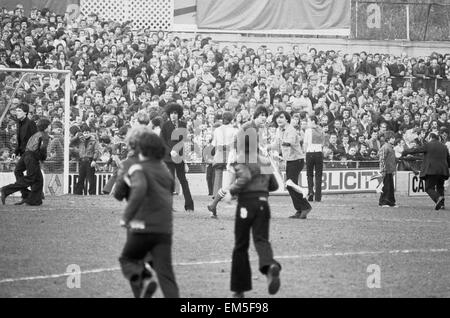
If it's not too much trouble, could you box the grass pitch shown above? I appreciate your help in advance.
[0,194,449,298]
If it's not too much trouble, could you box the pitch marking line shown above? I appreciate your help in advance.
[0,248,448,284]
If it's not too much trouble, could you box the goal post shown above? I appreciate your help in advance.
[0,68,71,195]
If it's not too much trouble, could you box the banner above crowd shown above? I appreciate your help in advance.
[196,0,351,30]
[1,0,79,16]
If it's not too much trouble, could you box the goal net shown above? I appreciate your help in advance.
[0,68,71,196]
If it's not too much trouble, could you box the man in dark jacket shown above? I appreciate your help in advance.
[160,103,194,213]
[73,124,101,195]
[402,133,450,210]
[11,103,37,205]
[378,131,397,207]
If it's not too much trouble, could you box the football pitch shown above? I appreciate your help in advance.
[0,194,449,298]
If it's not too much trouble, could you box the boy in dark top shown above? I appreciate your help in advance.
[114,126,148,201]
[2,118,50,206]
[119,130,179,298]
[222,135,282,298]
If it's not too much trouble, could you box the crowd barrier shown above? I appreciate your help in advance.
[0,160,429,197]
[0,160,382,174]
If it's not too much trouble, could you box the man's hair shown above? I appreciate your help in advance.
[151,116,163,127]
[136,111,150,125]
[309,115,319,125]
[429,133,439,140]
[36,118,51,131]
[272,111,291,125]
[253,105,268,119]
[222,111,233,125]
[17,102,29,114]
[138,131,166,160]
[384,131,396,141]
[125,125,150,151]
[165,102,183,118]
[80,123,90,132]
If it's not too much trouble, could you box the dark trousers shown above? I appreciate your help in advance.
[4,152,44,205]
[103,168,118,194]
[165,161,194,210]
[213,165,226,197]
[13,155,28,199]
[75,158,96,195]
[379,173,396,206]
[230,198,280,293]
[206,164,215,196]
[425,175,445,204]
[119,232,179,298]
[286,159,311,212]
[306,152,324,201]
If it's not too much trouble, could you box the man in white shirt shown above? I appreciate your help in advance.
[209,112,237,217]
[270,111,312,219]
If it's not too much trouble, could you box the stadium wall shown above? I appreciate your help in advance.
[173,31,450,57]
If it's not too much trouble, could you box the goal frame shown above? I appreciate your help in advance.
[0,68,72,195]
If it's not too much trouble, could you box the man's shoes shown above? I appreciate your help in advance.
[289,208,312,219]
[307,194,314,202]
[299,207,312,219]
[25,202,42,206]
[1,188,6,205]
[185,209,194,213]
[207,204,217,218]
[435,197,445,211]
[140,263,158,298]
[267,264,281,295]
[14,200,26,206]
[232,291,245,298]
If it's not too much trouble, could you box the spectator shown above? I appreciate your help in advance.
[73,124,101,195]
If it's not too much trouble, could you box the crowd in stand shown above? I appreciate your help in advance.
[2,4,450,176]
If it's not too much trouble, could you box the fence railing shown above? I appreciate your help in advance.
[391,76,450,95]
[0,160,381,173]
[0,159,425,174]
